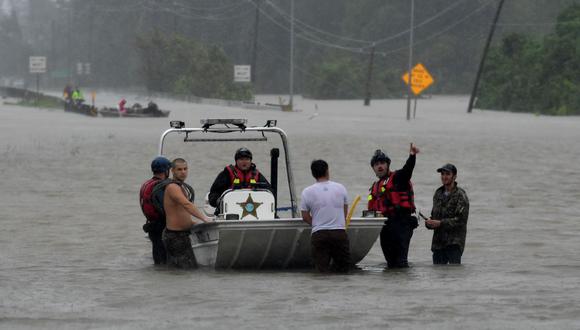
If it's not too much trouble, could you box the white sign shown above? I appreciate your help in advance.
[29,56,47,74]
[77,62,92,75]
[234,65,251,82]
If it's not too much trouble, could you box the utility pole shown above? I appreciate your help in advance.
[67,1,72,83]
[251,0,261,86]
[405,0,415,121]
[467,0,506,113]
[289,0,294,108]
[364,43,376,106]
[88,3,93,85]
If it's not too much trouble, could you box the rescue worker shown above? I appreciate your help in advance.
[63,84,73,111]
[139,156,172,265]
[118,99,127,114]
[367,143,420,268]
[208,147,271,215]
[71,87,84,106]
[425,163,470,265]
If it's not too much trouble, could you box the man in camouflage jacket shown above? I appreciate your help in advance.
[425,163,469,264]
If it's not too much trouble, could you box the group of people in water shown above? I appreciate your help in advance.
[139,143,469,272]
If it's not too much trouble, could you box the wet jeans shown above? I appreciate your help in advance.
[311,229,351,273]
[148,230,167,265]
[380,216,416,268]
[432,244,462,264]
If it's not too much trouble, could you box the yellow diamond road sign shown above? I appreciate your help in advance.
[402,63,434,95]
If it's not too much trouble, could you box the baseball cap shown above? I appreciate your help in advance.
[437,163,457,175]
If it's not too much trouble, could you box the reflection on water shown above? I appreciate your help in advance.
[1,95,580,328]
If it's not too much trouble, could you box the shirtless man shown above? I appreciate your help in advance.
[162,159,212,269]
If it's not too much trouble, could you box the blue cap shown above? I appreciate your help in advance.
[151,156,171,174]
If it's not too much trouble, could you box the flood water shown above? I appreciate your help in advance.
[1,94,579,329]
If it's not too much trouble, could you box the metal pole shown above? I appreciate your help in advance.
[36,73,40,106]
[289,0,294,108]
[467,0,506,113]
[406,0,415,121]
[67,2,72,83]
[251,0,261,86]
[364,43,376,106]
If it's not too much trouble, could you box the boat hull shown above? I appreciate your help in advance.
[190,218,384,269]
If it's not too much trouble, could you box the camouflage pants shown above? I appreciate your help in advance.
[162,229,197,269]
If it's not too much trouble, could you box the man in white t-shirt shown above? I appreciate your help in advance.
[300,159,351,273]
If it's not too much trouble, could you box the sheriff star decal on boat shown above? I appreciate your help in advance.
[237,193,262,219]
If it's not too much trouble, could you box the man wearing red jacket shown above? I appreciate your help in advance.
[139,156,171,265]
[367,143,420,268]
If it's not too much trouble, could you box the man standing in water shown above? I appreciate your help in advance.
[425,164,470,265]
[301,160,351,273]
[140,156,172,265]
[162,159,213,269]
[367,144,419,268]
[170,158,194,201]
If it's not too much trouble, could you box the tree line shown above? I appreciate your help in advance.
[1,0,578,110]
[478,4,580,115]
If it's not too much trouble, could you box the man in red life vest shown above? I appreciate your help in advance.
[139,156,172,265]
[208,147,271,216]
[367,143,420,268]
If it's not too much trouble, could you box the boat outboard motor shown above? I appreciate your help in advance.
[270,148,279,217]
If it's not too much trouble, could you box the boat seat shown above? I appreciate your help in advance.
[218,189,275,220]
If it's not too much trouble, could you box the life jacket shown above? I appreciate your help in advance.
[367,172,415,217]
[225,165,260,189]
[140,177,163,223]
[140,178,195,224]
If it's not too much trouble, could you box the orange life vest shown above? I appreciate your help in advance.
[367,172,415,217]
[225,165,260,189]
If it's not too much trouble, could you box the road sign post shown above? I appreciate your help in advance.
[29,56,47,106]
[234,65,251,83]
[402,63,435,118]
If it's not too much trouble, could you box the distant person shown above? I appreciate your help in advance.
[63,84,73,111]
[145,101,159,114]
[425,164,470,265]
[162,158,213,269]
[208,147,271,215]
[118,99,127,114]
[62,84,72,101]
[300,159,350,273]
[139,156,172,265]
[71,87,84,106]
[367,144,420,268]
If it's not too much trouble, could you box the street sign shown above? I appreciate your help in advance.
[77,62,92,75]
[234,65,251,82]
[402,63,434,95]
[29,56,47,74]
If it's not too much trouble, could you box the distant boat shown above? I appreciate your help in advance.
[99,102,169,118]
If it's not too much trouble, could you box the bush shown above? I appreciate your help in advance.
[136,31,253,101]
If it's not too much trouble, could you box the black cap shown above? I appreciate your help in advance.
[235,147,252,160]
[370,149,391,166]
[437,163,457,175]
